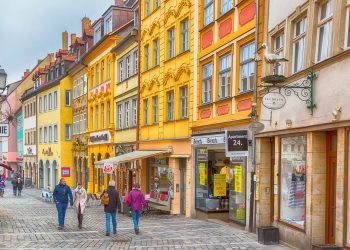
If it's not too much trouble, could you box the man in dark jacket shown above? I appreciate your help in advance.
[53,178,73,229]
[11,177,17,196]
[100,180,121,236]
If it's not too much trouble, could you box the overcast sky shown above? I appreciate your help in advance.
[0,0,114,84]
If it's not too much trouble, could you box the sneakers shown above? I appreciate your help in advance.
[106,233,110,236]
[58,225,64,230]
[113,231,117,235]
[134,228,139,235]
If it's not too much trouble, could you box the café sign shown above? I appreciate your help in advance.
[262,92,286,110]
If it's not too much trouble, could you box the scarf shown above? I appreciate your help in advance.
[74,187,86,194]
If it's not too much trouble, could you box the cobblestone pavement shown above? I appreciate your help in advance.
[0,183,291,250]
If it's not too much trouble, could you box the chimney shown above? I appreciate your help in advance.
[62,31,68,50]
[115,0,124,6]
[71,33,77,46]
[22,69,30,80]
[82,17,91,34]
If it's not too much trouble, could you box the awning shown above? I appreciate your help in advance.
[94,149,172,168]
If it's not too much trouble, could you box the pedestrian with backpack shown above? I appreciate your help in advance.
[127,183,146,235]
[100,180,121,236]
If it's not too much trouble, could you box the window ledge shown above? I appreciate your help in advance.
[199,102,213,108]
[214,96,233,104]
[216,8,234,23]
[235,90,253,98]
[199,21,215,33]
[116,74,137,85]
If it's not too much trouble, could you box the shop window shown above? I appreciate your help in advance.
[239,42,255,93]
[147,157,173,199]
[280,135,306,229]
[316,0,334,62]
[195,148,246,224]
[293,17,307,73]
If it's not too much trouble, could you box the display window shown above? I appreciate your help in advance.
[280,135,306,229]
[195,148,246,224]
[147,157,174,200]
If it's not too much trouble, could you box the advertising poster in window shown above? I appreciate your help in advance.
[213,174,226,197]
[234,165,242,193]
[199,163,206,186]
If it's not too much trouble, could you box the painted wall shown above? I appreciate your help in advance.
[16,110,23,159]
[268,0,306,29]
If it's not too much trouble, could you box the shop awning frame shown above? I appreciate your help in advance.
[94,149,172,169]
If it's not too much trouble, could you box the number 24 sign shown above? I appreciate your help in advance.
[103,162,114,174]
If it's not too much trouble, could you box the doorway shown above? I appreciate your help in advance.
[326,131,337,244]
[179,158,187,215]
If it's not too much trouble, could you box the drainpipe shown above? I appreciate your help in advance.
[249,0,260,233]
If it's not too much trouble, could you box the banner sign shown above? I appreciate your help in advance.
[103,162,114,174]
[213,174,226,197]
[225,130,249,157]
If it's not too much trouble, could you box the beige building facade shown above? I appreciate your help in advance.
[255,0,350,249]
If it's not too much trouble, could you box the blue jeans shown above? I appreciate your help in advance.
[105,212,117,233]
[132,211,140,229]
[56,202,68,226]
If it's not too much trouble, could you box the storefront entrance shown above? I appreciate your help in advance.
[326,131,337,244]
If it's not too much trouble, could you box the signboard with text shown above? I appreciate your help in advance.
[61,168,70,177]
[225,130,249,157]
[0,123,9,137]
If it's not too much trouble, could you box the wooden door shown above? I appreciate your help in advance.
[326,131,337,244]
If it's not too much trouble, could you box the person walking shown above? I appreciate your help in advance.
[17,177,23,196]
[100,180,121,236]
[73,183,87,229]
[127,183,146,235]
[53,178,73,229]
[11,178,17,196]
[0,179,5,197]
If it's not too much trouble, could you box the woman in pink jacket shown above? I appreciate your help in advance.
[127,183,146,234]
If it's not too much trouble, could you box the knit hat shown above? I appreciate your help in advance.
[108,180,116,187]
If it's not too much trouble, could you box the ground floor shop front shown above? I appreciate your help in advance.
[192,129,252,230]
[255,126,350,249]
[138,139,192,217]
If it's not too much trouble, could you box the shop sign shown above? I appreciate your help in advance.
[192,135,225,145]
[262,92,286,110]
[0,123,9,137]
[196,148,208,162]
[103,162,114,174]
[61,167,70,177]
[199,163,206,186]
[89,131,111,145]
[225,130,249,157]
[234,165,242,193]
[213,174,226,196]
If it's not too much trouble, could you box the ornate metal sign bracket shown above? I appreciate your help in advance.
[261,70,317,115]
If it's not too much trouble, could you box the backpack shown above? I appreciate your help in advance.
[101,191,109,205]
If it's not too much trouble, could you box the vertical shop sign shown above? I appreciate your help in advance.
[103,162,114,174]
[234,165,242,193]
[225,130,249,157]
[199,163,206,186]
[213,174,226,196]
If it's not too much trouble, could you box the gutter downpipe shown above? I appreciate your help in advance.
[249,0,260,233]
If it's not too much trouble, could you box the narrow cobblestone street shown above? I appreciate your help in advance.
[0,184,291,250]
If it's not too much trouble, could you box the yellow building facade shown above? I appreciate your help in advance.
[112,24,139,197]
[85,37,117,194]
[139,0,194,216]
[192,0,264,228]
[36,72,74,190]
